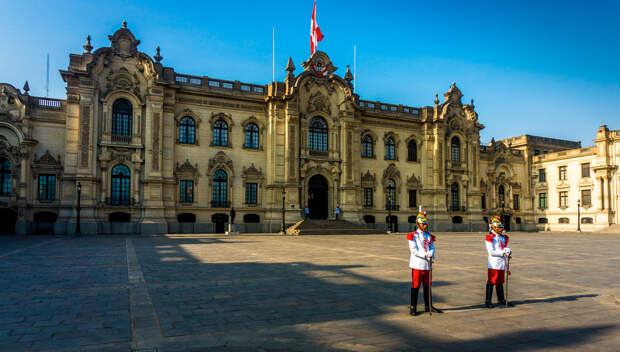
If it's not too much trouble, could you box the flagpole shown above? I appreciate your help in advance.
[272,27,275,82]
[353,45,356,91]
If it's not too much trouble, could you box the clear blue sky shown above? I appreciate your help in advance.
[1,0,618,145]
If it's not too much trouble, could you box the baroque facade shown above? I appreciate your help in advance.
[0,23,613,235]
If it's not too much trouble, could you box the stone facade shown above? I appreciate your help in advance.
[526,126,619,231]
[0,23,612,235]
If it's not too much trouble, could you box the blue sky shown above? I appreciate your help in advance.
[1,0,618,145]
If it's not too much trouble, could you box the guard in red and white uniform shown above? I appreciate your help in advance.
[407,212,443,316]
[485,216,513,308]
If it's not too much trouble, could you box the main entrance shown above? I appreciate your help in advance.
[308,175,328,219]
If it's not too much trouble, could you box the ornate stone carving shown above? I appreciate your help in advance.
[208,151,234,176]
[108,22,141,58]
[407,174,421,188]
[301,51,337,78]
[175,159,199,176]
[152,112,160,171]
[33,150,61,167]
[79,105,90,168]
[308,91,331,115]
[382,163,401,185]
[361,170,376,188]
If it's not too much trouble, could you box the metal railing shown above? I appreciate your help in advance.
[211,200,231,208]
[111,135,132,144]
[34,97,63,109]
[174,73,266,95]
[359,100,420,115]
[105,197,135,206]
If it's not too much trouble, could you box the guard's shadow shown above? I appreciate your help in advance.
[441,293,599,311]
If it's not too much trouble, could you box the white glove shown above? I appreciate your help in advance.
[504,248,512,256]
[425,252,433,260]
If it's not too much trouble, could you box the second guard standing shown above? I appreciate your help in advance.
[485,216,514,308]
[407,211,443,316]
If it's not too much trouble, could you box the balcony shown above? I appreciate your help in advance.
[385,204,400,211]
[211,200,231,208]
[105,197,135,206]
[111,135,132,144]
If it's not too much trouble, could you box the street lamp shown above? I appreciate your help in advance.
[281,189,286,233]
[387,195,393,233]
[577,198,581,232]
[76,182,82,235]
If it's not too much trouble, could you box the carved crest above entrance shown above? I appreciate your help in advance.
[301,51,337,78]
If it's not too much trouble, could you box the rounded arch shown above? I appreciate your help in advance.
[446,131,467,163]
[102,91,142,138]
[175,109,201,145]
[0,122,25,145]
[302,167,336,218]
[101,89,143,107]
[406,137,419,162]
[178,116,196,144]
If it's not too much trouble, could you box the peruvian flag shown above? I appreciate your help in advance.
[310,0,324,55]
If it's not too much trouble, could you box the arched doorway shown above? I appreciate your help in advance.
[0,208,17,235]
[308,175,328,219]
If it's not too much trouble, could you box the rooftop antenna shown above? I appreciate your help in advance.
[46,53,50,97]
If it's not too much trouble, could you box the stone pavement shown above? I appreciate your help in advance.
[0,232,618,351]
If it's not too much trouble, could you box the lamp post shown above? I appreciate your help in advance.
[281,189,286,233]
[387,195,393,233]
[76,182,82,235]
[577,198,581,232]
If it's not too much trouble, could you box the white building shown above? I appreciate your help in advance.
[531,126,619,231]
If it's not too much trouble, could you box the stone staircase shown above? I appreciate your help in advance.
[285,219,381,235]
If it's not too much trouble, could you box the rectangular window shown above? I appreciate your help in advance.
[559,166,567,181]
[539,193,547,209]
[581,189,591,206]
[38,174,56,201]
[245,183,257,204]
[408,190,417,208]
[559,191,568,208]
[581,163,590,178]
[363,188,373,207]
[539,169,546,182]
[481,193,486,209]
[513,194,520,210]
[179,180,194,203]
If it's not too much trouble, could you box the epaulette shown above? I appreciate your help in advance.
[406,232,414,241]
[485,234,494,242]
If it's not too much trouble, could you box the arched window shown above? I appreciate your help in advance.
[244,123,259,149]
[362,135,373,158]
[408,140,417,161]
[451,182,460,210]
[498,185,506,206]
[111,164,131,205]
[179,117,196,144]
[385,137,395,160]
[212,170,228,207]
[309,117,328,151]
[451,136,460,162]
[0,158,11,195]
[386,178,396,209]
[213,120,228,146]
[112,99,132,136]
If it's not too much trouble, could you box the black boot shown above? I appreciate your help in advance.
[485,284,494,308]
[496,284,514,307]
[410,287,419,316]
[423,286,443,313]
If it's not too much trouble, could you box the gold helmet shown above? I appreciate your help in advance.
[490,216,504,231]
[416,211,429,226]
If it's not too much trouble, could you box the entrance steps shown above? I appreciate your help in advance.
[285,219,380,235]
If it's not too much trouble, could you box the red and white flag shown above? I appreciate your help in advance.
[310,0,324,55]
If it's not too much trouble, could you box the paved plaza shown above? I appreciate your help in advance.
[0,232,618,351]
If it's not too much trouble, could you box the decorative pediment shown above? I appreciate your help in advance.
[242,163,264,182]
[407,174,421,188]
[175,159,199,175]
[301,51,337,78]
[444,82,463,106]
[108,22,141,58]
[208,151,234,176]
[382,163,401,184]
[32,150,61,167]
[361,170,376,187]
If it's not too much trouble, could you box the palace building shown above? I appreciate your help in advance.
[0,23,616,234]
